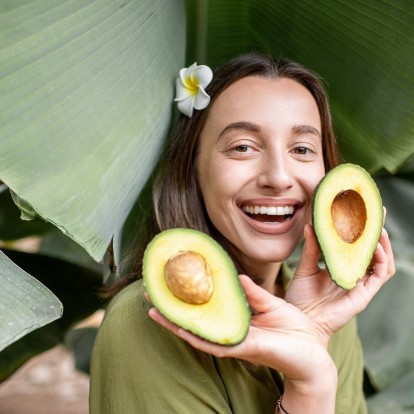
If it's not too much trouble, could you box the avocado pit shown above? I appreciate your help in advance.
[331,189,367,243]
[164,250,214,304]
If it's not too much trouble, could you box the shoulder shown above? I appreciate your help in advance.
[102,278,149,326]
[90,279,155,373]
[90,280,235,413]
[94,278,182,356]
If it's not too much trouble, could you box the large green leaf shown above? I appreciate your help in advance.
[376,174,414,259]
[359,175,414,386]
[361,260,414,414]
[357,174,414,410]
[0,249,102,381]
[39,229,104,275]
[113,172,154,278]
[0,0,186,261]
[0,186,53,240]
[366,371,414,414]
[186,0,414,173]
[359,259,414,391]
[0,250,62,352]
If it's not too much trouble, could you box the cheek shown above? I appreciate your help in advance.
[299,164,325,201]
[197,156,222,205]
[199,166,236,206]
[316,166,326,188]
[198,154,243,200]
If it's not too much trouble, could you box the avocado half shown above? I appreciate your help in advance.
[143,228,251,345]
[312,163,383,290]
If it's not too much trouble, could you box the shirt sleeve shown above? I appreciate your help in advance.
[89,280,234,414]
[328,318,368,414]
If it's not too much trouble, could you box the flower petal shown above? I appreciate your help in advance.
[176,95,195,117]
[191,65,213,89]
[174,63,213,117]
[174,78,191,101]
[193,86,211,110]
[179,63,198,89]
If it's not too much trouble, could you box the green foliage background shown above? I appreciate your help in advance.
[0,1,413,412]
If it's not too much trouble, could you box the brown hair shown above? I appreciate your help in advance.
[103,52,342,297]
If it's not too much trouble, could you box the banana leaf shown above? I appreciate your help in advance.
[357,174,414,411]
[186,0,414,173]
[0,250,62,352]
[360,258,414,414]
[0,0,185,352]
[0,0,186,261]
[366,371,414,414]
[0,249,102,381]
[0,186,53,240]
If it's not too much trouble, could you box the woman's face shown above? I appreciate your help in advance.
[196,76,325,269]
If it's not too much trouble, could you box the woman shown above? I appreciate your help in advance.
[90,53,395,413]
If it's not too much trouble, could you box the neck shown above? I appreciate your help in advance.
[242,260,282,296]
[215,233,284,296]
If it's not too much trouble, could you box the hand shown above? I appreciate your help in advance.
[149,274,335,383]
[285,223,396,346]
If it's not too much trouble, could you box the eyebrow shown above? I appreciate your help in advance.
[218,121,260,141]
[292,124,321,137]
[217,121,321,142]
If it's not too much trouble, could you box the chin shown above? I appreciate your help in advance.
[241,242,298,265]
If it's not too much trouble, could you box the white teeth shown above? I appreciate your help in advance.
[267,206,277,215]
[242,205,295,215]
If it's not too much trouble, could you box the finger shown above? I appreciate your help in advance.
[362,243,386,291]
[378,228,395,278]
[144,291,153,304]
[363,230,395,293]
[177,327,244,357]
[294,224,321,278]
[365,227,394,276]
[239,275,286,314]
[148,307,181,334]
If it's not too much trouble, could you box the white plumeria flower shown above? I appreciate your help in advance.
[174,63,213,117]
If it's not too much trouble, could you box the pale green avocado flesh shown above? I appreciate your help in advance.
[143,228,251,345]
[312,163,383,290]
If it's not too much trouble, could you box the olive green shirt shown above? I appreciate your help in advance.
[90,279,367,413]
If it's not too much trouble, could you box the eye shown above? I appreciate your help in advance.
[224,140,258,157]
[234,145,250,153]
[293,146,312,155]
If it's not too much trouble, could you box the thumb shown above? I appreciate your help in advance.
[239,275,286,313]
[295,224,321,278]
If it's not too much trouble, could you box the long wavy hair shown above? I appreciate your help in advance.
[103,52,342,297]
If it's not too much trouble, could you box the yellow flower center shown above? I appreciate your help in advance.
[183,75,199,95]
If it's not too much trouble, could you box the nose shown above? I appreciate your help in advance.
[257,155,294,192]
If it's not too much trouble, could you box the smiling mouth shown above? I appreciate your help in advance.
[241,205,296,223]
